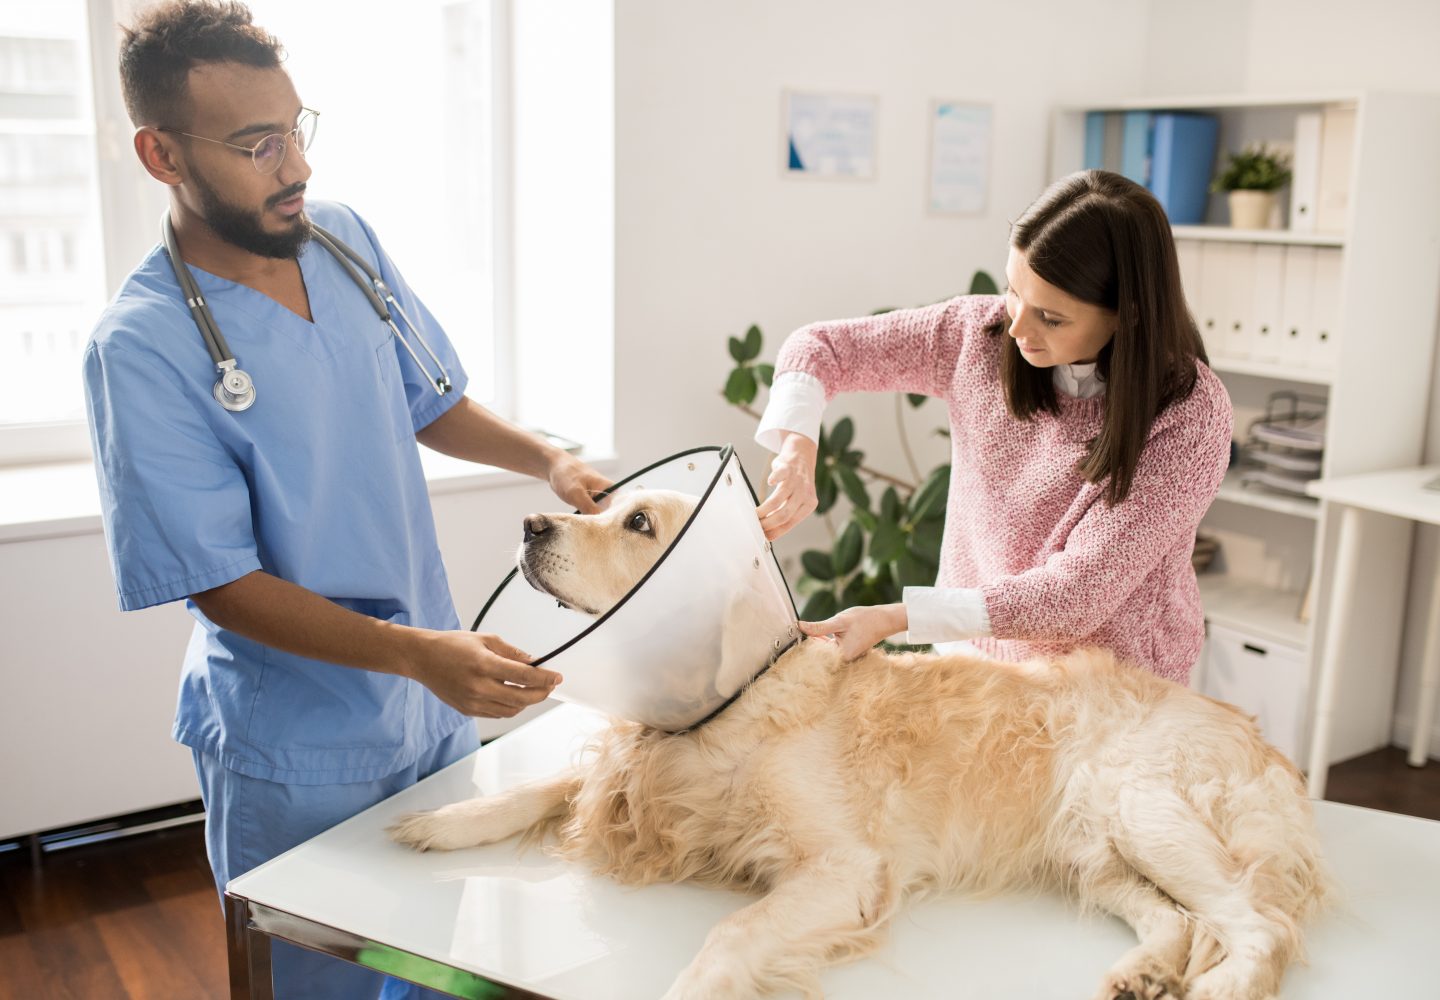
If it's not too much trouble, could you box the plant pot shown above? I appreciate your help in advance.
[1227,190,1277,230]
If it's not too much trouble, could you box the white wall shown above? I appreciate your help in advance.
[1141,0,1440,755]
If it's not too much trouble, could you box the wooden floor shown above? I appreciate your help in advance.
[2,748,1438,999]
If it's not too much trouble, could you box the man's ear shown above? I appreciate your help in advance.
[133,127,184,187]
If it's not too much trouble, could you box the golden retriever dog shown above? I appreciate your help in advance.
[390,491,1330,1000]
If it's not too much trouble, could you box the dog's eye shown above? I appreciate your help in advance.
[627,511,652,534]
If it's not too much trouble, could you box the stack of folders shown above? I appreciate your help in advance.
[1238,392,1326,499]
[1083,111,1219,224]
[1288,105,1356,234]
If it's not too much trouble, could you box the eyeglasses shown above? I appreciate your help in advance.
[157,108,319,175]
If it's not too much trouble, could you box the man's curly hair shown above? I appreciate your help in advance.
[119,0,284,128]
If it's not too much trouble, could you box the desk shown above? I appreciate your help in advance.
[1306,466,1440,798]
[225,703,1440,999]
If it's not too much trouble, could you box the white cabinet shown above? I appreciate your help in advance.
[1052,92,1440,766]
[1199,625,1310,765]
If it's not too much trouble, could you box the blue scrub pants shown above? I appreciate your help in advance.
[193,725,481,1000]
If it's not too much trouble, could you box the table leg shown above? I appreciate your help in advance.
[225,893,273,1000]
[1407,555,1440,767]
[1308,504,1362,800]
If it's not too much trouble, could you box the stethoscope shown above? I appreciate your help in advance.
[162,212,452,412]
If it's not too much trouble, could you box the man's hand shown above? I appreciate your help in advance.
[756,431,819,541]
[548,451,613,515]
[800,603,907,661]
[403,629,562,718]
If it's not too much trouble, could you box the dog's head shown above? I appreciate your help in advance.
[517,489,700,616]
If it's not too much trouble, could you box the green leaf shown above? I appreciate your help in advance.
[832,521,863,576]
[872,562,901,604]
[801,549,835,581]
[723,366,757,405]
[727,336,746,363]
[880,486,901,523]
[836,465,869,510]
[814,467,839,515]
[894,546,938,588]
[828,417,854,456]
[801,589,840,623]
[841,448,865,468]
[742,324,763,361]
[755,363,775,387]
[906,393,928,408]
[815,425,830,462]
[794,574,828,597]
[852,506,878,533]
[908,465,950,522]
[911,516,946,562]
[970,270,1000,295]
[870,517,906,564]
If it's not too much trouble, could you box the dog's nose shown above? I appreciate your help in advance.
[523,514,551,543]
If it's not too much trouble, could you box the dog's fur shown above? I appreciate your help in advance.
[391,492,1330,1000]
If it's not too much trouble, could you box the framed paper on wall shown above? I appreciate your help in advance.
[782,90,878,180]
[928,101,991,215]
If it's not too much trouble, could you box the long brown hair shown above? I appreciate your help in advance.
[997,169,1207,505]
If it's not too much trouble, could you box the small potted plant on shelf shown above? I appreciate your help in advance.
[1210,143,1292,230]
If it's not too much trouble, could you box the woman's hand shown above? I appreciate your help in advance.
[800,603,908,661]
[757,432,819,540]
[547,451,613,514]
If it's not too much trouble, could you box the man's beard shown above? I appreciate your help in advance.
[192,167,313,260]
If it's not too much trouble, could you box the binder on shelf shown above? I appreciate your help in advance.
[1084,111,1106,170]
[1102,112,1124,172]
[1279,246,1317,368]
[1120,111,1153,184]
[1148,112,1219,225]
[1315,105,1356,233]
[1219,243,1256,360]
[1308,248,1343,372]
[1196,242,1227,357]
[1249,245,1286,366]
[1289,111,1322,232]
[1175,238,1202,314]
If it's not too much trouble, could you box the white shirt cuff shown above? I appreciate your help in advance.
[754,371,826,453]
[903,587,993,645]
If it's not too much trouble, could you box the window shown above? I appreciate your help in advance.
[0,3,108,459]
[245,0,506,409]
[0,0,510,466]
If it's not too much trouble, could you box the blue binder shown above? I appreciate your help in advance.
[1148,113,1219,225]
[1120,111,1153,184]
[1084,112,1106,170]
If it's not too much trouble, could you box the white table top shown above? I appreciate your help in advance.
[1306,465,1440,524]
[229,705,1440,999]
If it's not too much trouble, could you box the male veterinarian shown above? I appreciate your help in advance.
[82,4,608,997]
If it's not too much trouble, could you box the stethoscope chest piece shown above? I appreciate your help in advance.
[213,366,256,412]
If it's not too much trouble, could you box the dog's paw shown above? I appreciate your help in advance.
[386,809,455,852]
[1094,953,1183,1000]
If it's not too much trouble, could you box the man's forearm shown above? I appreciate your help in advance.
[416,397,562,478]
[190,570,419,677]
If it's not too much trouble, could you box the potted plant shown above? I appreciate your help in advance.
[1210,144,1292,229]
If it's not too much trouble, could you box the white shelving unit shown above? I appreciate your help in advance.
[1050,92,1440,766]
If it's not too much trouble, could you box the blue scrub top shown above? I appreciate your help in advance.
[84,201,473,784]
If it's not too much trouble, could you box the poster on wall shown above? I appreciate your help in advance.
[928,101,991,214]
[782,90,878,180]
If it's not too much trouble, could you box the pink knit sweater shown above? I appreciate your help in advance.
[776,294,1233,684]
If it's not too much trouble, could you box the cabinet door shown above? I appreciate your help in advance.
[1199,623,1309,764]
[1220,243,1255,360]
[1196,242,1228,359]
[1250,244,1287,365]
[1279,245,1317,368]
[1309,248,1343,373]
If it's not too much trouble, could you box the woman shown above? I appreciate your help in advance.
[755,170,1231,683]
